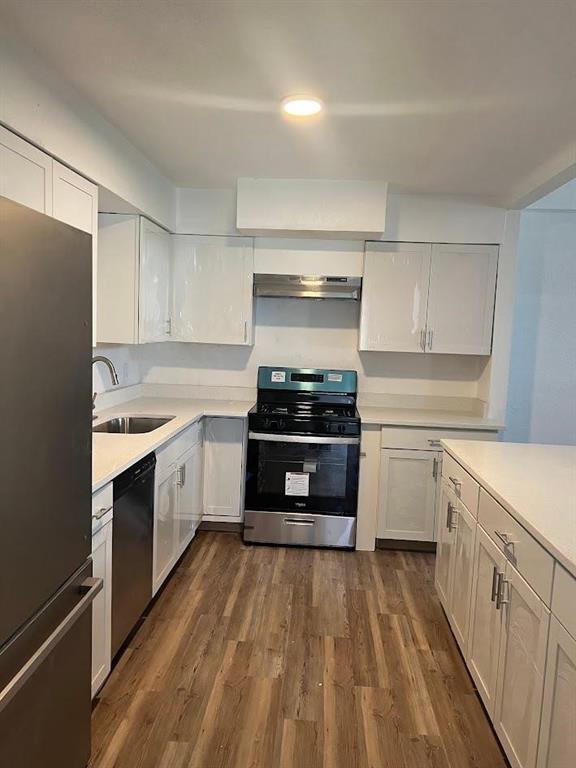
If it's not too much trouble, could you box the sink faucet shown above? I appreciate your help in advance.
[92,356,120,419]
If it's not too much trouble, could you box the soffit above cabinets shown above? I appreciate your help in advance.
[237,178,387,238]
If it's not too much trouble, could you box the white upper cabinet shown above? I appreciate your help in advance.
[426,244,498,355]
[172,235,254,345]
[360,241,498,355]
[139,217,172,343]
[52,161,99,344]
[360,242,431,352]
[0,125,53,215]
[97,214,171,345]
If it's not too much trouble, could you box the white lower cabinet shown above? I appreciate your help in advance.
[203,417,246,521]
[537,617,576,768]
[467,525,507,715]
[435,481,458,608]
[377,449,439,541]
[154,464,179,594]
[448,500,477,650]
[175,439,204,554]
[153,423,205,595]
[91,518,112,698]
[494,566,549,768]
[434,481,477,652]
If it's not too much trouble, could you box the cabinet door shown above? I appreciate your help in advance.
[139,217,172,343]
[91,520,112,698]
[0,126,53,214]
[153,466,178,594]
[494,565,550,768]
[52,161,99,344]
[203,418,245,520]
[172,235,254,345]
[359,242,431,352]
[426,244,498,355]
[176,440,204,554]
[449,502,477,651]
[468,525,507,715]
[537,616,576,768]
[435,480,458,610]
[377,449,439,541]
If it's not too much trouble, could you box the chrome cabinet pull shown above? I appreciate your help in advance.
[428,439,442,448]
[427,329,434,350]
[449,476,462,496]
[491,566,499,602]
[446,502,453,530]
[495,531,517,548]
[432,457,438,479]
[165,318,172,336]
[419,329,426,351]
[449,506,458,532]
[177,465,186,487]
[496,575,509,610]
[93,505,112,520]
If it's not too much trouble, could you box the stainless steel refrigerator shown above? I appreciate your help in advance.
[0,196,101,767]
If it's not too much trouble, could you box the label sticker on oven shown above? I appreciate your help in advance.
[327,373,343,382]
[285,472,310,496]
[271,371,286,383]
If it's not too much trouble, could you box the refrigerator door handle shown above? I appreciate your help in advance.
[0,577,102,714]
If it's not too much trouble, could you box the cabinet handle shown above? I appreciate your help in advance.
[432,457,438,479]
[428,439,442,448]
[449,476,462,495]
[177,465,186,487]
[93,505,112,520]
[494,531,517,548]
[427,329,434,350]
[165,318,172,336]
[419,329,426,351]
[446,501,453,530]
[496,574,509,610]
[491,566,499,602]
[448,507,458,532]
[244,320,248,343]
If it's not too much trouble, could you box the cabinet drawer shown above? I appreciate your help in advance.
[156,420,203,478]
[552,564,576,638]
[92,483,113,533]
[381,426,497,451]
[441,452,480,516]
[479,489,554,605]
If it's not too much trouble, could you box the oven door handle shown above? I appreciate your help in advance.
[249,432,360,445]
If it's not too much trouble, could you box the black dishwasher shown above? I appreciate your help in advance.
[112,453,155,658]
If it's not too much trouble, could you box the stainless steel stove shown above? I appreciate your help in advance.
[243,367,360,549]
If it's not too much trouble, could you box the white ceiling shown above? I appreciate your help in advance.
[1,0,575,205]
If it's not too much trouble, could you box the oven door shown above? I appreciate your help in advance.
[245,432,360,516]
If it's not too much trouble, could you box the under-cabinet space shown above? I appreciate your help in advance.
[203,417,246,522]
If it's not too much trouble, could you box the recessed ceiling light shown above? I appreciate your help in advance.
[281,95,323,117]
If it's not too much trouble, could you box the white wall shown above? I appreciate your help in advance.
[136,298,483,398]
[92,345,141,398]
[505,209,576,444]
[0,35,175,229]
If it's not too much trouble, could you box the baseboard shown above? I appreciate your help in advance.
[376,538,436,553]
[199,521,243,533]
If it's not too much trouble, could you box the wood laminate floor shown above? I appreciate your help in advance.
[90,532,508,768]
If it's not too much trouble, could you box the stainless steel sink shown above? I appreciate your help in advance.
[92,416,175,434]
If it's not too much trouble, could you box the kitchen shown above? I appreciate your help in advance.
[0,2,575,768]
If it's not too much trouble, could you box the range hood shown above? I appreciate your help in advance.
[254,274,362,300]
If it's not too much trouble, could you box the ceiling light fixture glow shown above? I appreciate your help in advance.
[281,95,323,117]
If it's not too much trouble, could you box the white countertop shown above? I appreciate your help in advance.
[359,405,503,431]
[92,397,253,492]
[442,440,576,576]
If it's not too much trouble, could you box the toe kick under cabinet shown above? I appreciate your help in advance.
[435,452,576,768]
[377,426,497,543]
